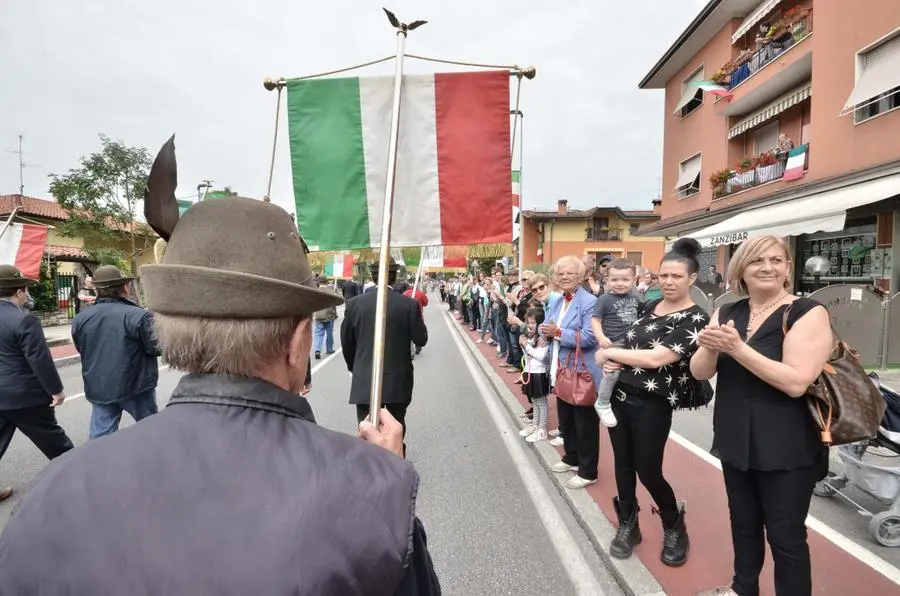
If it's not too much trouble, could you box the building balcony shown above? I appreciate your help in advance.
[713,9,813,117]
[711,144,810,200]
[585,229,623,242]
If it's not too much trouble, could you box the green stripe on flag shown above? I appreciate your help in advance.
[287,77,371,250]
[512,170,521,184]
[177,199,193,216]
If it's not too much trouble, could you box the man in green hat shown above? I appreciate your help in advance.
[0,264,74,503]
[0,138,440,594]
[71,265,160,439]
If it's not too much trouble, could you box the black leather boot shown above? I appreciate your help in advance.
[657,503,689,567]
[610,498,642,559]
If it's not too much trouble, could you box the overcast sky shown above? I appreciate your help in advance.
[1,0,708,215]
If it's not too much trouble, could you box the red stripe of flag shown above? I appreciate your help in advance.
[15,224,48,279]
[342,254,354,278]
[434,71,512,245]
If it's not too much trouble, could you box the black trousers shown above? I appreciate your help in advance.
[356,403,409,456]
[608,387,678,514]
[0,405,74,462]
[557,399,600,480]
[722,461,820,596]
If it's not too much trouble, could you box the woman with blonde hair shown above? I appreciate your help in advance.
[691,235,832,596]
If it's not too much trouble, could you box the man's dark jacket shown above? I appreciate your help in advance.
[0,374,440,595]
[71,297,160,405]
[0,299,63,410]
[341,291,427,405]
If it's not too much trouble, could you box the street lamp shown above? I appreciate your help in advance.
[805,255,830,293]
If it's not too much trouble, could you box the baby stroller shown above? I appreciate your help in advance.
[813,372,900,547]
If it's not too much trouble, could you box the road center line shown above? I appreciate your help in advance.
[667,430,900,585]
[443,314,606,595]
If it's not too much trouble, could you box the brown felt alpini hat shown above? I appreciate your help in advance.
[0,264,34,289]
[92,265,134,288]
[139,136,343,318]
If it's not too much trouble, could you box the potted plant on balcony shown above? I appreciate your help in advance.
[729,157,756,192]
[709,169,732,199]
[755,151,780,183]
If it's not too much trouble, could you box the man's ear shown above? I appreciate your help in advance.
[288,317,313,369]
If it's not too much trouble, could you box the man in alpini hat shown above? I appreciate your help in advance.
[71,265,160,439]
[0,264,74,504]
[0,138,440,595]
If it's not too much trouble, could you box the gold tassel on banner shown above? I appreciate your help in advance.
[466,243,514,259]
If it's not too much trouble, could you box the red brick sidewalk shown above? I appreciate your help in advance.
[50,343,78,361]
[450,311,900,596]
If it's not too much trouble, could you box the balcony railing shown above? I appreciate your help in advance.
[712,146,809,200]
[717,10,813,91]
[586,229,622,241]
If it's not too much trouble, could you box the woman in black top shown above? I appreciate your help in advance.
[595,238,709,567]
[691,235,832,596]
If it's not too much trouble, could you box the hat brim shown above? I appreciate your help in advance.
[0,277,35,289]
[93,277,134,289]
[141,264,343,318]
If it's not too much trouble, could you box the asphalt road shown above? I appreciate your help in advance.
[0,300,622,596]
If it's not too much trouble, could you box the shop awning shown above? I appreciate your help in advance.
[728,82,811,139]
[732,0,785,44]
[674,155,702,190]
[687,173,900,247]
[841,35,900,116]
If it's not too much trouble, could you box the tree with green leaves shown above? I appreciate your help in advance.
[48,135,152,278]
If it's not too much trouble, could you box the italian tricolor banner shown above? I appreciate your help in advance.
[512,170,521,242]
[323,253,354,279]
[691,80,734,100]
[783,145,808,181]
[420,245,468,269]
[0,223,47,279]
[287,70,512,251]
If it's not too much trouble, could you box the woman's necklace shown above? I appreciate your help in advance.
[747,292,787,333]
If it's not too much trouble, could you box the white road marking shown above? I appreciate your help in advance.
[61,349,344,405]
[667,431,900,586]
[443,314,606,595]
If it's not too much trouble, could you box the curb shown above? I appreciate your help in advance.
[446,310,666,596]
[53,354,81,368]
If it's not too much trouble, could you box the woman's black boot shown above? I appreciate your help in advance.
[658,502,689,567]
[610,498,642,559]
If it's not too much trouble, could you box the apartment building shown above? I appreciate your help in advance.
[638,0,900,294]
[519,200,665,270]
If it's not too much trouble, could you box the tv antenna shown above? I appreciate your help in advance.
[6,135,40,195]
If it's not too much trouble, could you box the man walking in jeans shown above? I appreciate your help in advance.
[71,266,160,439]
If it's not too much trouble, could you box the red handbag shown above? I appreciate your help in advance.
[555,332,597,407]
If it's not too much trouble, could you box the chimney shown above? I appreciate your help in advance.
[557,199,568,215]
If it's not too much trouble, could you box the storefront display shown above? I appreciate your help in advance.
[797,226,878,291]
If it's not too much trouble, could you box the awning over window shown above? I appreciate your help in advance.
[688,173,900,247]
[673,69,704,114]
[728,83,811,139]
[841,35,900,116]
[732,0,785,44]
[674,155,702,190]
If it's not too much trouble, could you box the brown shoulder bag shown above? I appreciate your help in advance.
[782,303,885,446]
[555,333,598,407]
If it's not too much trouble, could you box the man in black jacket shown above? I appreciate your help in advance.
[0,141,440,595]
[0,265,73,503]
[71,265,160,439]
[342,259,428,453]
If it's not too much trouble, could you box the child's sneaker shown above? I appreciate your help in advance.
[597,403,618,428]
[548,436,564,447]
[518,425,536,437]
[525,429,547,443]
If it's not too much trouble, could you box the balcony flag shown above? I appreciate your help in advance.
[782,145,808,181]
[287,70,512,251]
[0,222,47,279]
[690,80,734,101]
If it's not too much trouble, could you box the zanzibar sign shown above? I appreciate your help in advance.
[708,231,749,246]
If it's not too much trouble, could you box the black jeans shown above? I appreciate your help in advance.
[506,326,522,368]
[722,461,820,596]
[557,400,600,480]
[0,405,74,462]
[608,385,678,514]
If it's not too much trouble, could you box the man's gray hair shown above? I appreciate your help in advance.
[153,314,305,377]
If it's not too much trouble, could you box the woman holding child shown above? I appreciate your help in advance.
[594,238,709,567]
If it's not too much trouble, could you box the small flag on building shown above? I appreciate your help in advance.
[691,80,734,100]
[782,145,808,182]
[0,223,47,279]
[323,253,354,279]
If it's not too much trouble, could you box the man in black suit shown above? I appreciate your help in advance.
[341,259,427,454]
[0,265,74,502]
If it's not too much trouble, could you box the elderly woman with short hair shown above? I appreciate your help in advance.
[541,255,601,490]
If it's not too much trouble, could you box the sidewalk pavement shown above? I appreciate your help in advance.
[446,307,900,596]
[43,323,79,367]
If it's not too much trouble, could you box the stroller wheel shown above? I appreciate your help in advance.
[869,511,900,548]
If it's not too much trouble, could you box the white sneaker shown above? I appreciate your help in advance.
[549,428,560,437]
[551,461,578,473]
[526,429,547,443]
[565,475,597,490]
[476,339,483,344]
[597,404,618,428]
[549,436,564,447]
[518,425,536,437]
